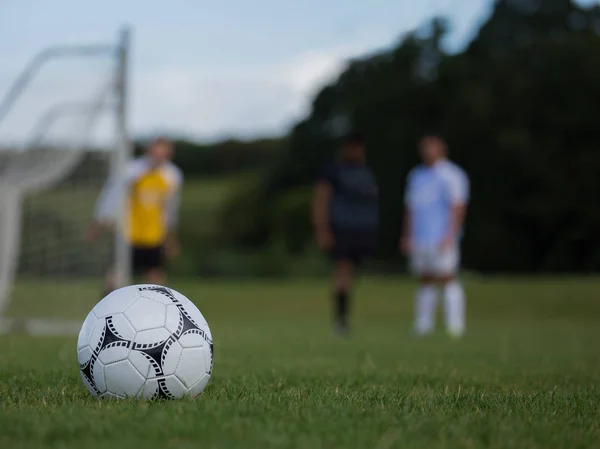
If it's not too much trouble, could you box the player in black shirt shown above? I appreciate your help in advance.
[312,133,379,335]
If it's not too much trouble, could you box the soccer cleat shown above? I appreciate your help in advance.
[447,327,465,339]
[333,319,350,337]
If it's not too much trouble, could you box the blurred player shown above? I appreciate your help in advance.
[400,133,469,338]
[312,133,379,335]
[86,137,182,294]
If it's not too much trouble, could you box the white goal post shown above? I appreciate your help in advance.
[0,28,132,335]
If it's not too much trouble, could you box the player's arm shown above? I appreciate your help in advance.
[86,163,136,242]
[443,171,470,245]
[399,171,413,255]
[446,204,467,240]
[86,175,119,241]
[312,178,334,250]
[164,171,183,259]
[399,208,412,255]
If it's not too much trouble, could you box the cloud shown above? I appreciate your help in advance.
[0,0,501,144]
[0,39,388,145]
[131,40,388,141]
[0,60,119,147]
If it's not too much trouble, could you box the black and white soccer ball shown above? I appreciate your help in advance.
[77,285,213,399]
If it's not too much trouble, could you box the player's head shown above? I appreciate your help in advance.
[147,137,173,165]
[341,132,365,163]
[419,132,447,166]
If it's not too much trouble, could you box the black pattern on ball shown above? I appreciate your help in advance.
[80,286,213,399]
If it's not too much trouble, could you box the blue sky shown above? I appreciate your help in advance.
[0,0,598,143]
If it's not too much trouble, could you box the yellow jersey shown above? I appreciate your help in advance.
[95,157,183,247]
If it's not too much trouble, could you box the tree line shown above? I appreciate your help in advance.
[57,0,599,275]
[215,0,600,273]
[134,137,286,176]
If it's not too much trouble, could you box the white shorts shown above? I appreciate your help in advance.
[410,245,460,277]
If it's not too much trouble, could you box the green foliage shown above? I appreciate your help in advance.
[134,137,286,176]
[14,175,327,280]
[268,187,312,254]
[172,175,327,278]
[23,1,600,275]
[221,0,600,272]
[2,277,600,448]
[216,172,270,247]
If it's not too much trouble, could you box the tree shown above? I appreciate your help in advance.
[220,0,600,272]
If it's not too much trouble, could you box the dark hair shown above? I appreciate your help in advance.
[422,130,445,141]
[344,132,364,146]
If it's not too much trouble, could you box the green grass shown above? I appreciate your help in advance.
[21,175,238,248]
[178,175,244,238]
[27,175,239,228]
[1,277,600,448]
[15,175,241,284]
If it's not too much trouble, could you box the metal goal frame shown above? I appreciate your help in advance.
[0,27,132,334]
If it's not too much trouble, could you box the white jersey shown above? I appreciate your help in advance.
[405,159,469,249]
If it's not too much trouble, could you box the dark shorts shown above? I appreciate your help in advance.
[132,245,165,275]
[330,228,377,265]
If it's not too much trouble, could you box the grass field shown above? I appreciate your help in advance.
[24,175,240,235]
[1,276,599,448]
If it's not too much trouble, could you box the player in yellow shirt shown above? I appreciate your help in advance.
[86,137,183,293]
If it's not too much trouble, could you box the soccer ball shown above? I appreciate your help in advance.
[77,284,213,399]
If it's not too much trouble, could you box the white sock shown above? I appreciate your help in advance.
[444,281,465,337]
[414,285,438,335]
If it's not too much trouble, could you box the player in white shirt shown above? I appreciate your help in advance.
[400,133,470,337]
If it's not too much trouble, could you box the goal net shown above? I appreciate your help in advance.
[0,30,131,335]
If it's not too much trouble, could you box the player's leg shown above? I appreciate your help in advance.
[144,268,165,285]
[414,279,437,336]
[331,229,375,335]
[329,230,355,335]
[140,246,167,286]
[332,258,354,334]
[102,269,118,298]
[441,274,465,338]
[100,244,136,298]
[435,246,465,337]
[411,248,438,336]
